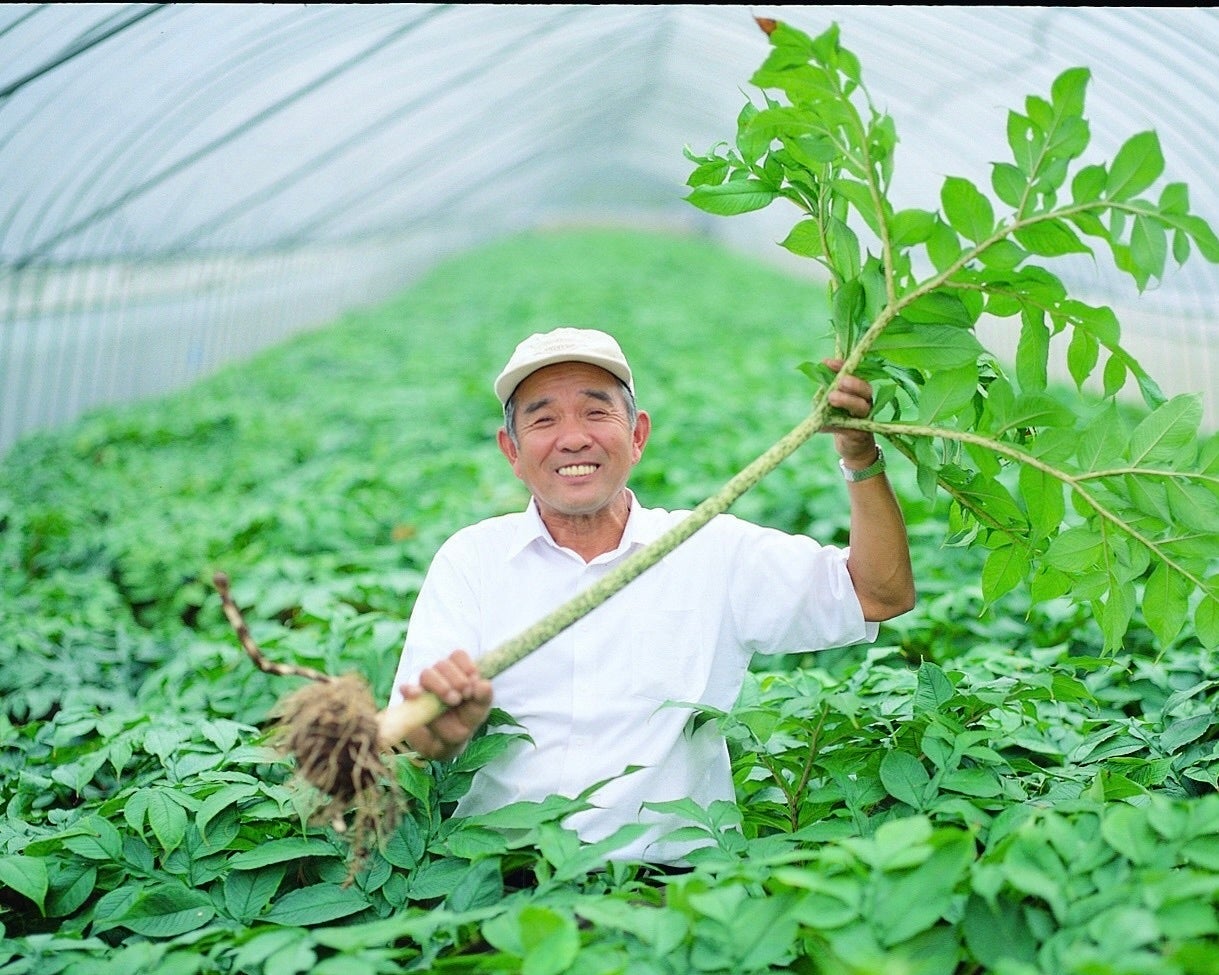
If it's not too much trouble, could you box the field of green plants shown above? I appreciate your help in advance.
[1,225,1217,974]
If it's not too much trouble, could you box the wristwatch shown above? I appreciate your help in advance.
[839,445,886,482]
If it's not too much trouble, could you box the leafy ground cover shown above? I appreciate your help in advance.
[1,226,1217,974]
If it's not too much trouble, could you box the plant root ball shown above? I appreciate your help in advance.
[270,673,405,867]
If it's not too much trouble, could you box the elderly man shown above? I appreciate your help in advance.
[389,327,914,863]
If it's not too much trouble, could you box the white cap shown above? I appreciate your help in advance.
[494,327,634,406]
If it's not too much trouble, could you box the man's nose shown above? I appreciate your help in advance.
[554,417,592,450]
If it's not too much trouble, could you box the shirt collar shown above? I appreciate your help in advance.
[506,489,665,563]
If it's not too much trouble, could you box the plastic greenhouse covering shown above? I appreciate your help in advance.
[2,3,1219,454]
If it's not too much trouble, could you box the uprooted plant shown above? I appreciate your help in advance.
[217,16,1219,859]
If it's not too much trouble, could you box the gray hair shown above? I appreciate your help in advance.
[503,378,638,446]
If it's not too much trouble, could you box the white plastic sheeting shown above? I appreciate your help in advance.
[2,4,1217,452]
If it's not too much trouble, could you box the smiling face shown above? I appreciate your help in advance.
[497,361,649,541]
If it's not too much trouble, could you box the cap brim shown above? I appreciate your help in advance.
[495,354,633,405]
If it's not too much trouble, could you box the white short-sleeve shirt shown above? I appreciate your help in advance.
[389,493,876,862]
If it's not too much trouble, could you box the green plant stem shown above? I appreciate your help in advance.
[791,704,828,832]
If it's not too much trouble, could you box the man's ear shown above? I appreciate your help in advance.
[497,427,518,465]
[631,410,651,463]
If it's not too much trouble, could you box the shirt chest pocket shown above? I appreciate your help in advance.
[591,604,715,707]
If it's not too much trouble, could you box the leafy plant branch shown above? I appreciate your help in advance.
[686,17,1219,653]
[835,414,1213,599]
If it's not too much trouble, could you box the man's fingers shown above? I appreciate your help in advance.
[822,359,874,416]
[419,664,465,705]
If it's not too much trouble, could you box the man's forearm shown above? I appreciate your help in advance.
[844,469,916,621]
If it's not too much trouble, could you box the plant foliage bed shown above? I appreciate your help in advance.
[3,22,1219,975]
[2,225,1216,975]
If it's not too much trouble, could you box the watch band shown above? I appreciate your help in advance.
[839,445,886,482]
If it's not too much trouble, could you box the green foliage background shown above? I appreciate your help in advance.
[1,228,1218,974]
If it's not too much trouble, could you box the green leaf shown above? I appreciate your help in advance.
[890,208,937,245]
[871,830,974,946]
[1007,110,1040,175]
[962,895,1038,968]
[1051,66,1089,115]
[46,862,97,919]
[1130,214,1168,283]
[229,929,317,974]
[1045,526,1103,573]
[1076,404,1128,469]
[1015,310,1049,392]
[1001,833,1069,921]
[873,321,983,370]
[686,179,779,216]
[982,542,1030,604]
[118,883,216,937]
[1175,212,1219,261]
[977,238,1026,270]
[62,815,124,861]
[825,215,861,279]
[901,289,976,328]
[832,178,884,237]
[484,905,581,975]
[1066,326,1099,389]
[227,837,338,870]
[917,363,978,423]
[145,789,189,856]
[686,158,729,188]
[994,392,1074,434]
[879,750,931,809]
[779,218,824,258]
[1100,580,1137,652]
[0,855,49,913]
[913,662,955,715]
[1102,351,1127,397]
[1106,130,1165,201]
[224,866,286,922]
[941,176,995,243]
[831,277,864,348]
[520,905,581,975]
[744,105,821,150]
[991,162,1027,209]
[1128,394,1202,466]
[1159,181,1190,215]
[941,767,1003,797]
[197,783,259,839]
[262,883,370,926]
[1019,465,1064,541]
[1197,587,1219,649]
[953,469,1026,527]
[1160,715,1214,755]
[1013,218,1092,257]
[1142,562,1190,647]
[1072,163,1108,205]
[736,100,770,163]
[925,218,963,273]
[576,898,690,954]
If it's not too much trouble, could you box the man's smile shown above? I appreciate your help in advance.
[557,463,598,477]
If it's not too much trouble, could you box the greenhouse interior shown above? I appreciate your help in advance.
[2,5,1218,973]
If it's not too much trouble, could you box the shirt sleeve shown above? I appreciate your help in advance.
[386,537,483,707]
[722,516,878,655]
